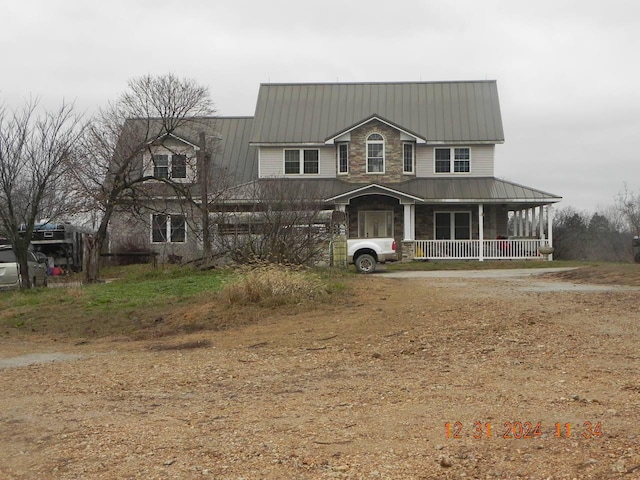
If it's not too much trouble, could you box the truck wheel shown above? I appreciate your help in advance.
[355,254,376,274]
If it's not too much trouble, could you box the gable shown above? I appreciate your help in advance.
[250,81,504,145]
[123,116,258,185]
[325,114,426,144]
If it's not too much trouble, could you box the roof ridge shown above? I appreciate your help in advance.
[260,80,497,87]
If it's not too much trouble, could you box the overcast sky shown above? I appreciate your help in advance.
[2,0,639,213]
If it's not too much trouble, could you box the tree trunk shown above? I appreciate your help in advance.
[83,234,103,284]
[84,206,111,284]
[16,245,32,289]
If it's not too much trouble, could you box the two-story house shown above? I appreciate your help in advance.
[110,81,561,262]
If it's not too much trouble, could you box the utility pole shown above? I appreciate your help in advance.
[198,131,211,259]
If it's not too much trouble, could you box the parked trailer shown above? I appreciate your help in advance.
[24,223,93,273]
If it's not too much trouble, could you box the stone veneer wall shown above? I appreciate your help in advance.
[342,119,413,184]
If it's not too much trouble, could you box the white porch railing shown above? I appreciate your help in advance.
[413,239,545,260]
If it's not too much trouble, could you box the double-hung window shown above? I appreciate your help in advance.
[434,147,470,173]
[153,153,188,179]
[435,212,471,240]
[337,143,349,174]
[366,133,384,173]
[403,143,414,174]
[152,214,186,243]
[284,149,319,175]
[153,155,170,178]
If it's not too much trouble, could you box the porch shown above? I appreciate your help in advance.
[329,179,561,263]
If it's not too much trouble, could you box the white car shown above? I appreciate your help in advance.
[0,245,48,289]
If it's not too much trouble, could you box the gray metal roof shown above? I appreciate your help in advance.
[230,177,560,207]
[250,81,504,145]
[399,177,561,205]
[210,117,258,184]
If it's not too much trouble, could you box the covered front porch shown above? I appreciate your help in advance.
[328,180,561,262]
[408,204,555,261]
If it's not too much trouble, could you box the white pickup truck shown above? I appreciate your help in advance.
[347,238,397,273]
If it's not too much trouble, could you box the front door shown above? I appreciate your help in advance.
[359,211,393,238]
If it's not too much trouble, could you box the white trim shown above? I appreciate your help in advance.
[402,142,415,174]
[283,148,320,175]
[428,140,503,145]
[434,146,471,174]
[337,143,349,175]
[403,204,415,241]
[147,132,200,150]
[258,148,262,178]
[325,183,423,203]
[150,213,187,244]
[478,204,484,261]
[152,152,188,181]
[325,115,427,145]
[145,144,196,183]
[251,142,326,147]
[358,210,394,238]
[366,133,385,174]
[434,210,472,240]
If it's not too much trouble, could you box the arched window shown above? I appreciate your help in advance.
[366,133,384,173]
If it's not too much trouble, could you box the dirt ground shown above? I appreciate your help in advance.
[1,269,640,479]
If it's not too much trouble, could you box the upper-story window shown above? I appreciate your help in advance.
[366,133,385,173]
[284,149,319,175]
[403,143,415,174]
[152,153,188,179]
[337,143,349,174]
[434,147,470,173]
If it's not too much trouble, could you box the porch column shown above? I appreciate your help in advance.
[403,203,415,241]
[531,208,537,238]
[519,210,524,237]
[478,204,484,261]
[525,209,530,237]
[547,204,554,261]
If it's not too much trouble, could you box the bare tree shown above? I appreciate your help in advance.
[615,184,640,236]
[0,99,84,288]
[71,74,215,283]
[214,179,332,265]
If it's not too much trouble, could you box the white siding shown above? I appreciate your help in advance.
[259,146,336,178]
[416,145,494,177]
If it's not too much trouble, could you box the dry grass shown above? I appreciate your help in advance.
[220,264,332,306]
[545,263,640,285]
